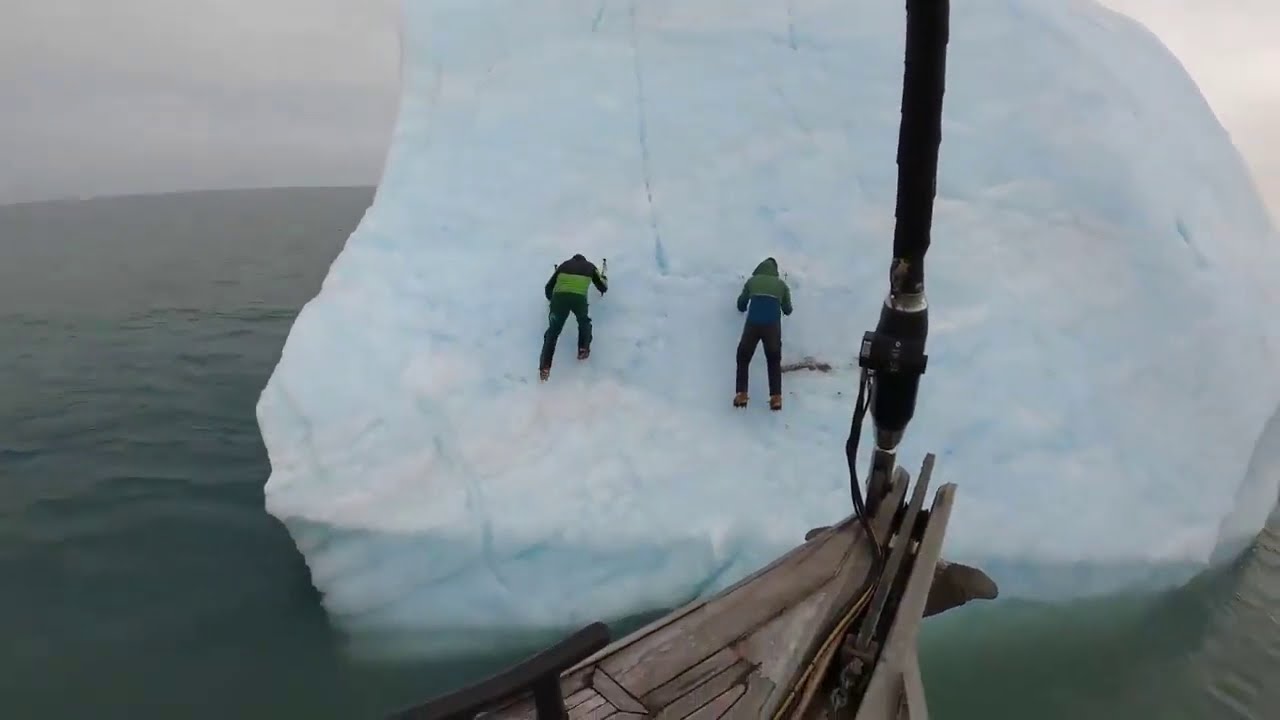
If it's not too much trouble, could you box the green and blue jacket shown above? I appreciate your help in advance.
[736,257,793,325]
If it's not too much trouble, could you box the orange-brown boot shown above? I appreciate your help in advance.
[733,392,749,408]
[769,394,782,411]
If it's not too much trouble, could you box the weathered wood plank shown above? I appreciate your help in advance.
[565,687,599,710]
[684,683,747,720]
[563,665,593,697]
[567,690,611,717]
[653,661,752,720]
[567,511,871,678]
[474,480,911,720]
[593,668,649,714]
[601,529,864,695]
[568,686,616,712]
[601,714,648,720]
[599,540,826,690]
[723,673,777,718]
[577,697,624,720]
[759,475,912,719]
[487,484,902,720]
[641,647,740,709]
[569,602,705,676]
[698,526,834,599]
[736,587,832,683]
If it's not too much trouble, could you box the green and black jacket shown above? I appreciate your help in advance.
[545,254,608,300]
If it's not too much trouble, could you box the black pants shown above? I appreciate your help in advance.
[540,292,591,369]
[736,321,782,396]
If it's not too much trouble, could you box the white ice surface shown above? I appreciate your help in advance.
[257,0,1280,658]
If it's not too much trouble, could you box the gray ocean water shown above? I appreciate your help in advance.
[0,187,1275,719]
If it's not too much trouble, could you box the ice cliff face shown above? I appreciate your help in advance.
[257,0,1280,658]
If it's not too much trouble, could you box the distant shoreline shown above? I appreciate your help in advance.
[0,185,377,211]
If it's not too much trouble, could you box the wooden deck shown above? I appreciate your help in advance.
[405,468,923,720]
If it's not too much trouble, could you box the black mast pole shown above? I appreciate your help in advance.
[851,0,950,516]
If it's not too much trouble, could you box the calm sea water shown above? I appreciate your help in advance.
[1,188,1275,719]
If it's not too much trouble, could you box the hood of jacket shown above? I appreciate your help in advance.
[752,257,779,277]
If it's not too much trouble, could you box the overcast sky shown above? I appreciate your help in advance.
[1101,0,1280,221]
[0,0,399,204]
[1,1,1277,218]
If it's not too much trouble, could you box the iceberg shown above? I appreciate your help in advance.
[257,0,1280,658]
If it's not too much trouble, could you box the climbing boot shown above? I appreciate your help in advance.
[578,347,590,360]
[733,392,749,408]
[769,395,782,411]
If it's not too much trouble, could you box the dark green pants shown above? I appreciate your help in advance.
[540,292,591,369]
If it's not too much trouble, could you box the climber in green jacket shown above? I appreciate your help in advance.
[734,257,792,410]
[539,254,608,381]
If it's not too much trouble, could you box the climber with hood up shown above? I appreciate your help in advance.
[734,257,792,410]
[540,253,608,381]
